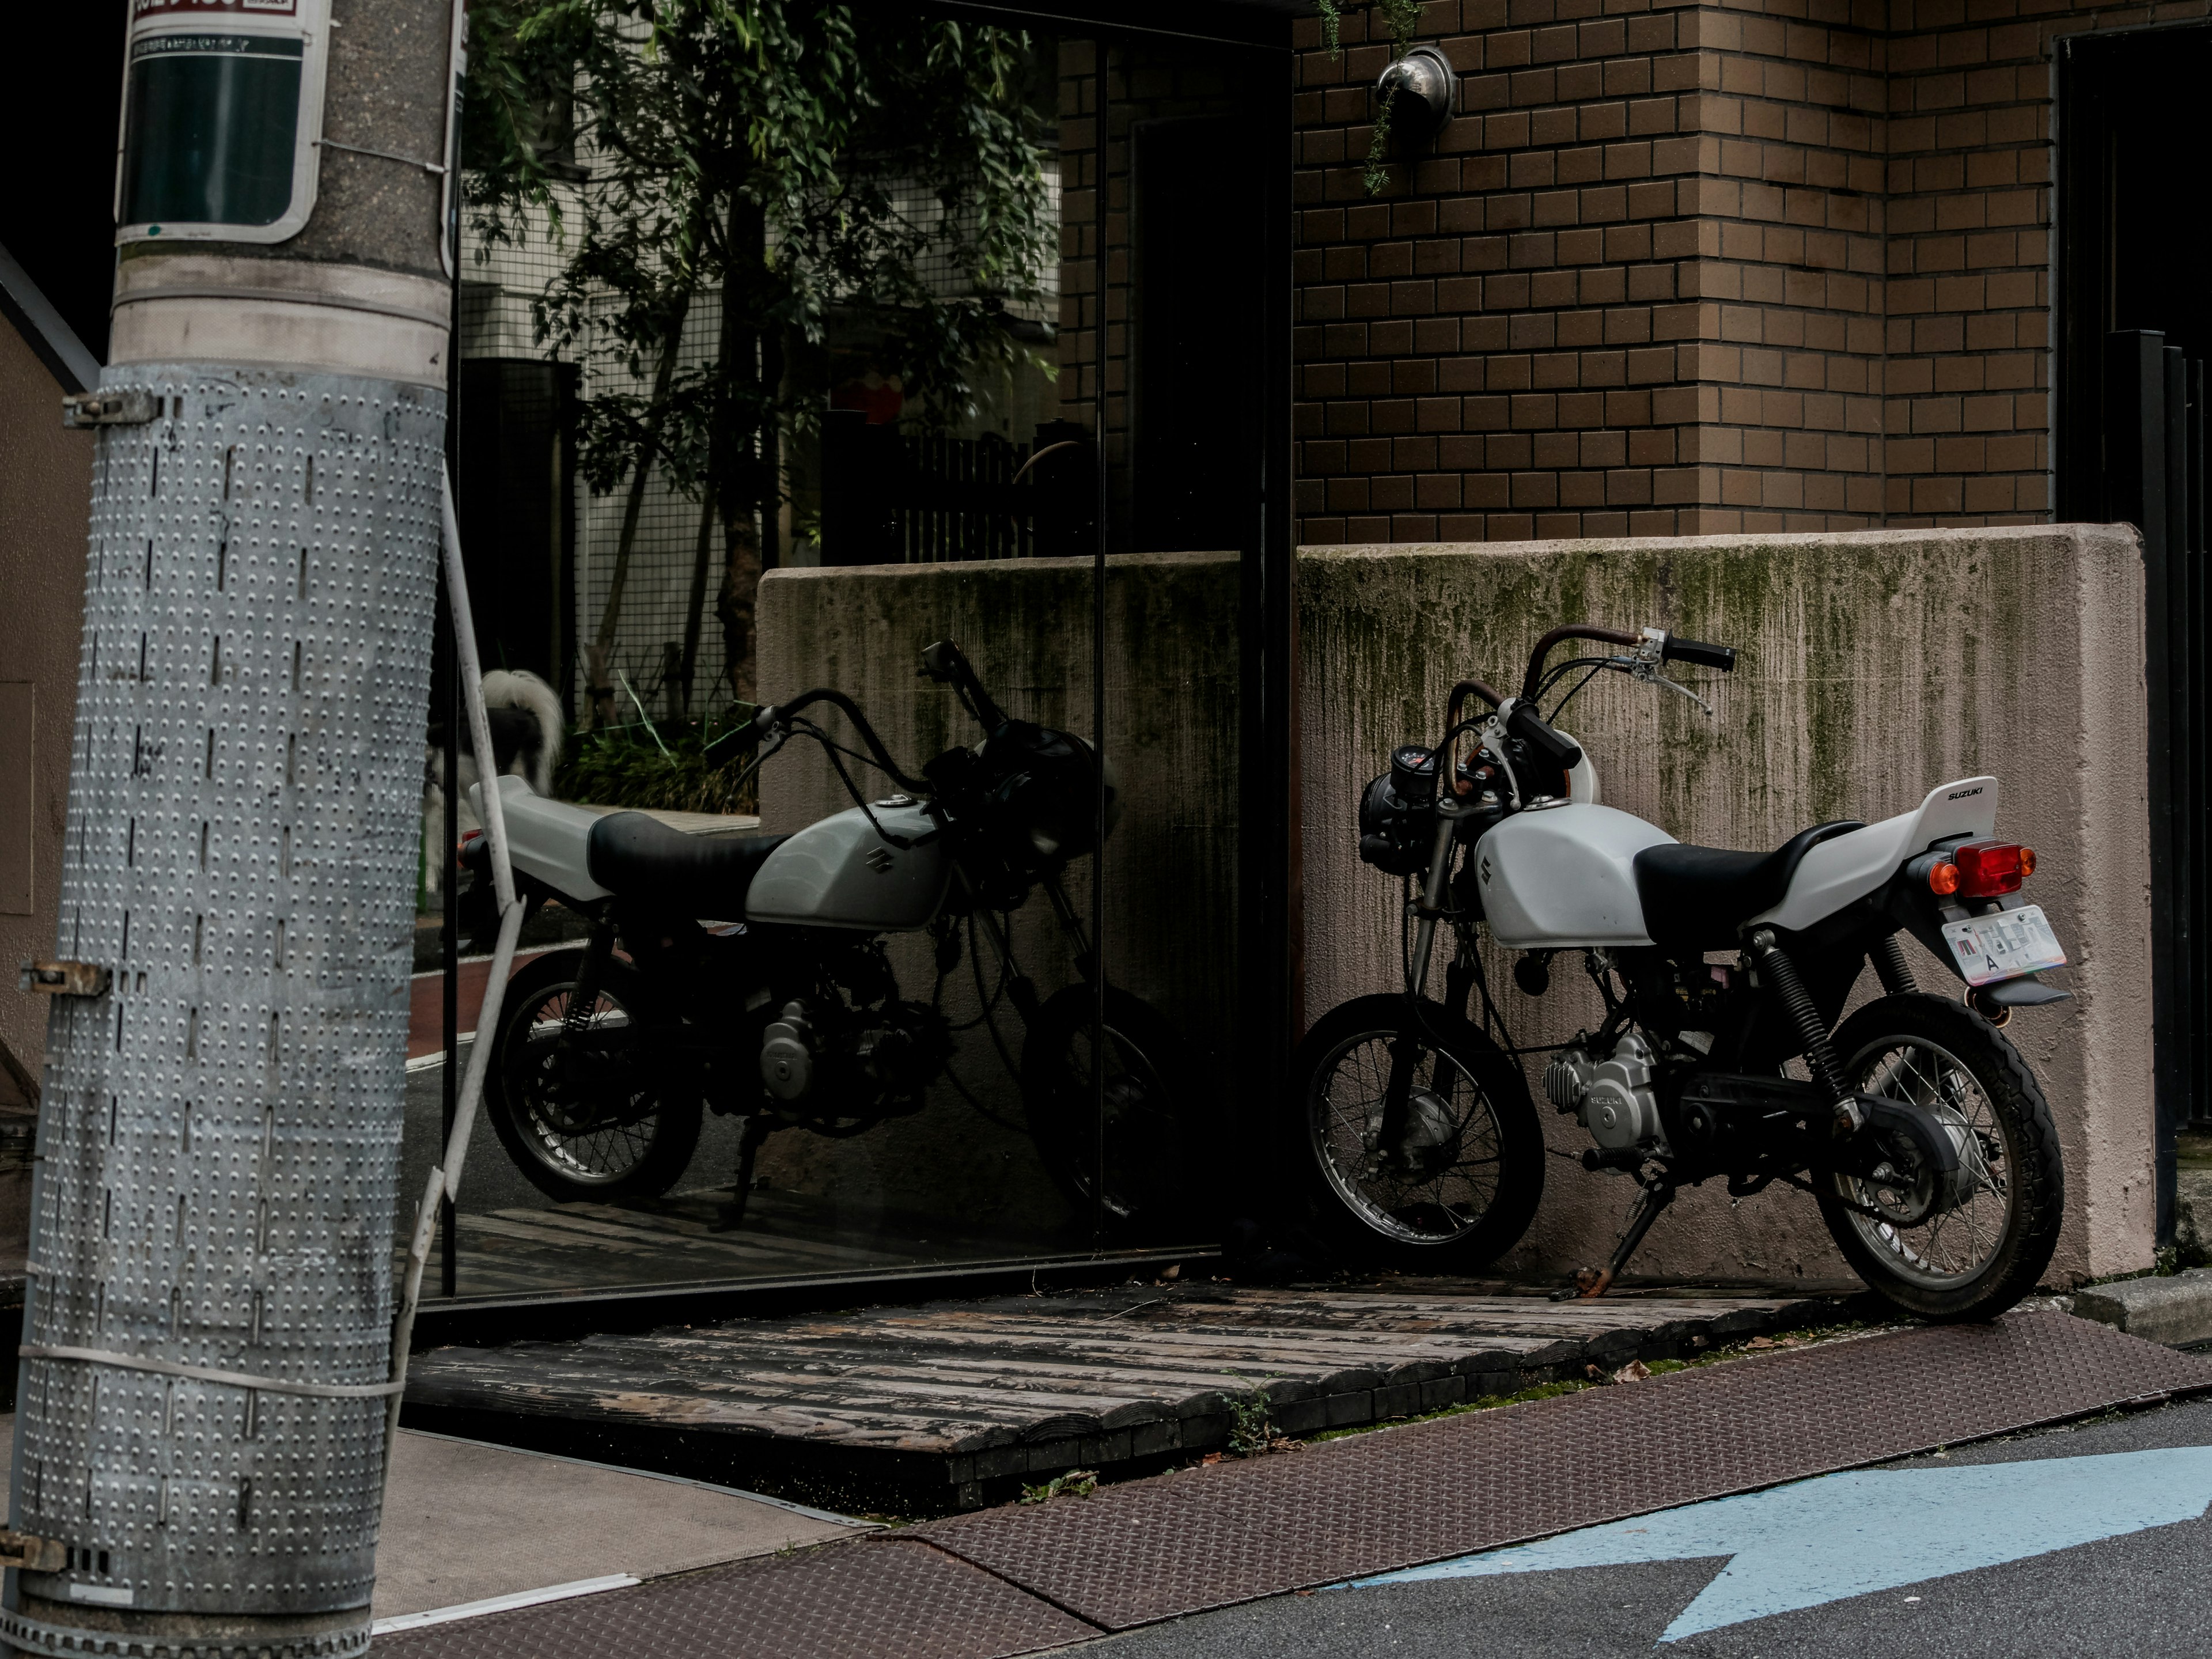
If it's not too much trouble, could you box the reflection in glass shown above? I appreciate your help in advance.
[419,14,1259,1300]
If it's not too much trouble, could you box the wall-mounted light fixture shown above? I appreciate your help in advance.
[1373,45,1456,138]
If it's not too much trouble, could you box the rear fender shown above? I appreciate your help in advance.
[1748,777,1998,934]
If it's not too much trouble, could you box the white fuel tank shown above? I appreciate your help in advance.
[745,799,951,931]
[1473,803,1674,948]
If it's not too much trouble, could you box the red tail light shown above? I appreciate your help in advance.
[1953,840,2029,897]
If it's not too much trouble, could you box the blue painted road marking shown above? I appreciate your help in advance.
[1345,1446,2212,1642]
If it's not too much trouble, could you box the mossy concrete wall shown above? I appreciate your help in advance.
[1302,526,2152,1287]
[755,527,2152,1286]
[754,551,1241,1242]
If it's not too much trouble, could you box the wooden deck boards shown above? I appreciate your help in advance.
[403,1281,1847,1511]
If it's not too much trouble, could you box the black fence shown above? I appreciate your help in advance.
[818,411,1096,566]
[2105,332,2210,1240]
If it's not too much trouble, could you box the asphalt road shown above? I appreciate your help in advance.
[1084,1392,2212,1657]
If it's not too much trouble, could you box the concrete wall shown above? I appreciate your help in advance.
[754,551,1241,1237]
[0,315,93,1089]
[1301,525,2152,1285]
[753,525,2152,1284]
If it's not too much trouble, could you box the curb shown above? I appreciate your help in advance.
[2069,1268,2212,1350]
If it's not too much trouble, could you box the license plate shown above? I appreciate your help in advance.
[1941,904,2067,987]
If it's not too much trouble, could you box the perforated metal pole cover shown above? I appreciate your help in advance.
[4,365,442,1659]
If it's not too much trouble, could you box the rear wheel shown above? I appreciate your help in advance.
[1815,993,2062,1321]
[486,949,703,1203]
[1284,994,1544,1271]
[1021,986,1210,1242]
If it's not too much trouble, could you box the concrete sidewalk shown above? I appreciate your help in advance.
[0,1418,863,1628]
[374,1309,2212,1658]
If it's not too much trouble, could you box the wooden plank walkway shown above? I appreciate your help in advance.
[403,1281,1847,1513]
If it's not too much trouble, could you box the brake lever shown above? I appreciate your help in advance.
[1639,667,1714,718]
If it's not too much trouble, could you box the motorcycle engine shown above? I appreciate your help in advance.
[759,997,945,1115]
[1544,1032,1670,1158]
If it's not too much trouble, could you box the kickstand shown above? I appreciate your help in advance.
[1555,1177,1676,1301]
[711,1116,771,1234]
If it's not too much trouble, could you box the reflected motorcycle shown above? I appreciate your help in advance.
[463,641,1201,1237]
[1287,622,2068,1320]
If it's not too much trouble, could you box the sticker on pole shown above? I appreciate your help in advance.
[116,0,328,244]
[1941,903,2067,987]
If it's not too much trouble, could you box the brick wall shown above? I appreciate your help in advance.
[1292,0,2212,543]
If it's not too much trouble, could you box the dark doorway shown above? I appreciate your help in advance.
[454,358,578,710]
[2055,22,2212,516]
[1130,115,1265,554]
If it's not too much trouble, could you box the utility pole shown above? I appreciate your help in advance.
[7,3,461,1656]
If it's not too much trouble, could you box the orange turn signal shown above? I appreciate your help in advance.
[1928,862,1960,896]
[2018,846,2036,878]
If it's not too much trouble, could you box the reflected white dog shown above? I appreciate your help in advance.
[422,668,563,903]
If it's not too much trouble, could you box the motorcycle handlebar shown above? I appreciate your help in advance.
[1662,637,1737,672]
[1521,624,1642,700]
[757,688,931,794]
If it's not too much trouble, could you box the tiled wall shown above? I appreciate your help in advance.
[1291,0,2211,541]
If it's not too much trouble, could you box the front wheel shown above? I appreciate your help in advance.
[1283,994,1544,1272]
[486,949,703,1203]
[1021,986,1211,1243]
[1816,993,2063,1321]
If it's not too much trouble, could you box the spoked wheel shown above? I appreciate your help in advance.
[486,949,702,1202]
[1816,993,2062,1321]
[1021,985,1210,1242]
[1285,994,1543,1271]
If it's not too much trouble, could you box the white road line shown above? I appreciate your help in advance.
[404,1036,474,1074]
[369,1574,640,1635]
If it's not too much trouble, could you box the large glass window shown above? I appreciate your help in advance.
[411,5,1285,1306]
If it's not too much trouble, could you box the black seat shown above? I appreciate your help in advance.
[585,812,790,916]
[1633,820,1863,950]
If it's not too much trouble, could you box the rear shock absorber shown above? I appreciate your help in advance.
[1747,929,1858,1136]
[1873,933,1918,995]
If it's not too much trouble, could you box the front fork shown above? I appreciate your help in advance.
[556,909,618,1054]
[960,866,1064,1029]
[1381,812,1465,1156]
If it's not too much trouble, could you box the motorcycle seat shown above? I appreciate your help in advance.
[1632,820,1863,950]
[585,811,791,915]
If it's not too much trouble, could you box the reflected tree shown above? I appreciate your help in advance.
[466,1,1056,717]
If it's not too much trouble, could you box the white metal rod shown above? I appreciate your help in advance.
[384,467,527,1476]
[438,458,517,914]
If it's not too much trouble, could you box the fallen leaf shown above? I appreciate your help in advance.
[1161,1264,1181,1281]
[1746,1336,1777,1350]
[1200,1452,1223,1466]
[1612,1359,1652,1384]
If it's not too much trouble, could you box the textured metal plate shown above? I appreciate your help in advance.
[12,366,442,1643]
[372,1540,1096,1659]
[918,1310,2212,1628]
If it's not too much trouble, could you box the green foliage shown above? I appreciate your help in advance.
[1019,1468,1098,1504]
[464,2,1058,506]
[1224,1376,1277,1456]
[1312,1,1429,196]
[555,702,762,815]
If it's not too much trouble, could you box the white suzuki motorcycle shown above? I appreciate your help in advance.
[460,641,1202,1238]
[1289,622,2068,1321]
